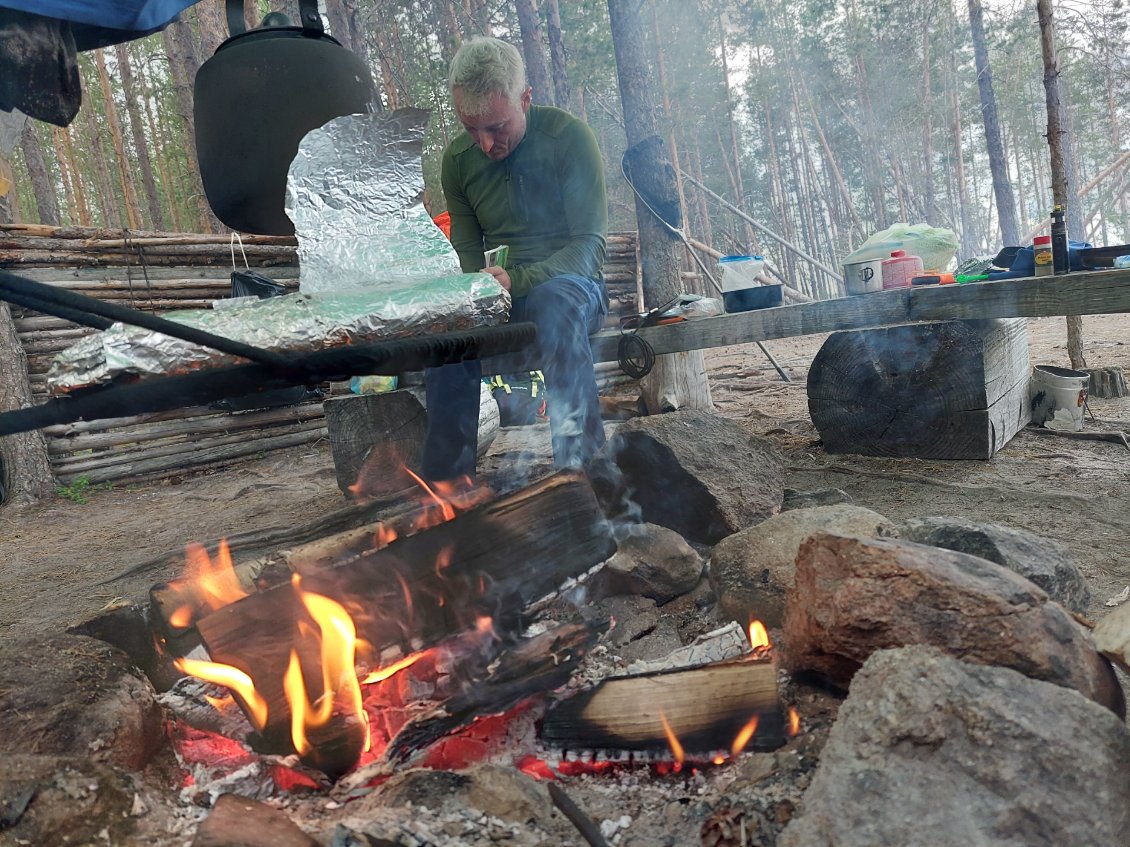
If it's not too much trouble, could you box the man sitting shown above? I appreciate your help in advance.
[422,36,609,482]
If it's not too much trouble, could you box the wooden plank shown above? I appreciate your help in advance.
[8,266,299,283]
[194,471,615,748]
[541,658,782,754]
[580,270,1130,364]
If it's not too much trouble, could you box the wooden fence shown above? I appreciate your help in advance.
[8,232,640,485]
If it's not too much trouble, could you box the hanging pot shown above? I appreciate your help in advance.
[193,0,376,235]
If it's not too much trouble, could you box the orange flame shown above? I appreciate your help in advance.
[374,524,398,548]
[748,620,770,650]
[175,656,268,729]
[787,706,801,737]
[282,575,370,756]
[730,714,759,756]
[659,711,685,766]
[360,651,426,685]
[403,467,458,524]
[712,754,726,766]
[169,540,248,628]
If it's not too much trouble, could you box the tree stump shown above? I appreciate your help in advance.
[1083,367,1128,398]
[324,390,427,499]
[325,385,500,499]
[807,319,1030,460]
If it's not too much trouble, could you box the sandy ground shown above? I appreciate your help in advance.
[0,313,1128,845]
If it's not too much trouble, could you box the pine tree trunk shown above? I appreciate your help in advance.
[0,302,54,508]
[649,2,692,275]
[19,124,60,225]
[607,0,712,414]
[80,69,120,227]
[50,128,78,223]
[717,11,757,249]
[94,49,141,229]
[1036,0,1084,369]
[543,0,571,111]
[115,43,166,230]
[799,76,862,239]
[195,0,228,58]
[920,14,936,223]
[515,0,553,106]
[161,18,219,233]
[324,0,367,59]
[968,0,1019,247]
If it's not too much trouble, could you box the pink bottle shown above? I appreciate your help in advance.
[881,250,923,290]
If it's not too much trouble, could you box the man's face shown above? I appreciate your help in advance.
[453,87,532,161]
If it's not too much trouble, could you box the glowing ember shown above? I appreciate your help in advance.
[748,620,770,650]
[712,754,726,766]
[730,714,759,756]
[175,656,268,728]
[282,575,370,756]
[659,711,685,766]
[169,540,247,628]
[787,706,801,736]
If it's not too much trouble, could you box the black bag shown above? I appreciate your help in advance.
[486,371,546,427]
[210,247,321,412]
[231,269,288,299]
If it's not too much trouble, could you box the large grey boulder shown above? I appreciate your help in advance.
[596,410,784,545]
[782,533,1124,715]
[710,505,896,626]
[780,646,1130,847]
[900,516,1090,613]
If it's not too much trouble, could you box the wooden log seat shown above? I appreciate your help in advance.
[807,319,1031,460]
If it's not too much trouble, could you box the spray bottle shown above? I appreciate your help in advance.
[1051,205,1069,274]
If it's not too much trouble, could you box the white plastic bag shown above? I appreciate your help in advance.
[843,223,958,272]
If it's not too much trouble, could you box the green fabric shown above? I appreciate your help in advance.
[440,104,608,299]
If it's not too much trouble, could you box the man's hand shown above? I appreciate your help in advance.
[483,265,511,291]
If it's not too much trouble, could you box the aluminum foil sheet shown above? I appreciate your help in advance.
[47,275,508,393]
[48,108,512,394]
[288,108,462,293]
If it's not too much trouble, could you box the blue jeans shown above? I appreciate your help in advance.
[421,274,607,480]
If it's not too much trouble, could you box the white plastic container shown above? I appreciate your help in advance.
[1030,365,1089,432]
[717,255,766,293]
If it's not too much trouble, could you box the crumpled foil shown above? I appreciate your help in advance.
[289,108,463,292]
[47,109,509,394]
[47,276,509,393]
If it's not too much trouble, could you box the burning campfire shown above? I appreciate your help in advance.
[148,469,792,802]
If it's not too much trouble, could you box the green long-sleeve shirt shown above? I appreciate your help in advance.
[440,105,608,299]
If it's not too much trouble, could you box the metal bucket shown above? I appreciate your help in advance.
[1030,365,1089,431]
[843,259,885,295]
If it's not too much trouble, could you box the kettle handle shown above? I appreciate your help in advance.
[225,0,324,36]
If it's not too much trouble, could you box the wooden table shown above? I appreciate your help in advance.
[584,269,1130,363]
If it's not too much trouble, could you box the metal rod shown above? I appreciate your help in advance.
[680,172,844,283]
[547,782,610,847]
[0,269,293,369]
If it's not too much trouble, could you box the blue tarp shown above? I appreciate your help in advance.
[0,1,197,31]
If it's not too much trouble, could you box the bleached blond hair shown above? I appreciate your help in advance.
[449,37,527,116]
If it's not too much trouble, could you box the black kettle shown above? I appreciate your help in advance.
[194,0,376,235]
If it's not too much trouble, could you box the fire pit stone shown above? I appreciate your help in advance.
[780,645,1130,847]
[0,632,166,772]
[709,504,897,627]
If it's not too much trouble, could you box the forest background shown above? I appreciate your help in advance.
[1,0,1125,300]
